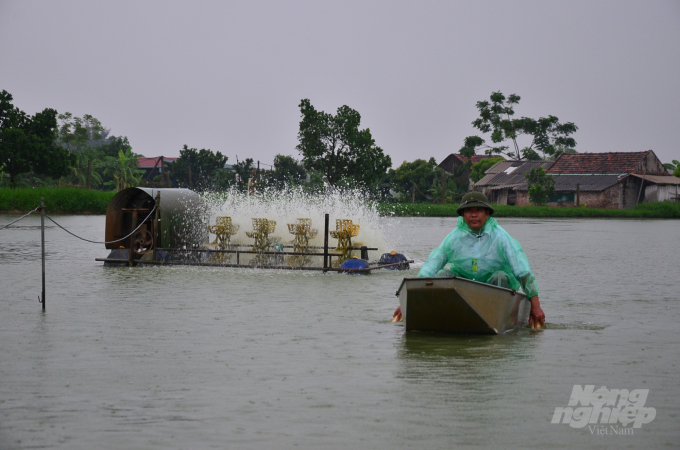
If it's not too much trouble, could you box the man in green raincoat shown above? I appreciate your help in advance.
[393,192,545,328]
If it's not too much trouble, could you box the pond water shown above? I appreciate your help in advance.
[1,215,678,449]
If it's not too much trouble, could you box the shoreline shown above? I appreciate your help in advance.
[377,202,680,219]
[2,188,679,218]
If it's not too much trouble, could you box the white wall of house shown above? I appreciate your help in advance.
[644,184,680,203]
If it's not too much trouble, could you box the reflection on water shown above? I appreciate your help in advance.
[396,331,535,387]
[399,331,530,362]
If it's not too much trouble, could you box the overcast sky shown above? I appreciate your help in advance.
[1,0,679,167]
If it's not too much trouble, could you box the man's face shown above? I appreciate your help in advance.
[462,207,490,231]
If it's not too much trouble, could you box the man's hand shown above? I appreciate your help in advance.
[529,296,545,329]
[392,306,403,322]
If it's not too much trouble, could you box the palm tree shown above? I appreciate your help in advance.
[103,149,143,191]
[663,160,680,178]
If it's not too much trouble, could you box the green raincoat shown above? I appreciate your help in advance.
[418,216,539,298]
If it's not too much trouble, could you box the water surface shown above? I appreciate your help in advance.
[1,215,678,449]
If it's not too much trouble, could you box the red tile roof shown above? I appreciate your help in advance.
[138,157,178,168]
[548,151,650,174]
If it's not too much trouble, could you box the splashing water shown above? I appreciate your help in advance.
[201,186,394,260]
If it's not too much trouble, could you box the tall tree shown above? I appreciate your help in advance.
[171,145,228,190]
[101,136,132,158]
[265,154,307,189]
[56,112,108,190]
[0,90,74,186]
[459,91,578,161]
[470,157,505,183]
[525,167,555,205]
[296,99,391,187]
[386,158,439,203]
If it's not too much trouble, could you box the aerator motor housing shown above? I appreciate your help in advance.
[104,187,207,261]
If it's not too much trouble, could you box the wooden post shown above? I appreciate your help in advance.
[188,163,192,189]
[576,183,580,206]
[636,173,646,205]
[323,213,329,273]
[153,191,161,261]
[40,197,45,311]
[412,184,416,204]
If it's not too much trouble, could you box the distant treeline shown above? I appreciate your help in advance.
[0,91,473,203]
[2,188,679,218]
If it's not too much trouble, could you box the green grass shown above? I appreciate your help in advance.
[2,187,679,218]
[0,188,116,214]
[378,201,680,218]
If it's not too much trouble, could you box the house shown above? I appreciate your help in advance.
[438,154,504,185]
[474,160,552,205]
[512,150,680,208]
[137,156,178,181]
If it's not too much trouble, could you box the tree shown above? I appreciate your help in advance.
[0,90,75,186]
[267,154,307,189]
[470,157,505,183]
[427,172,462,204]
[663,160,680,178]
[102,148,144,191]
[101,136,132,159]
[296,99,391,187]
[170,145,229,190]
[459,91,578,161]
[525,167,555,205]
[386,158,439,203]
[57,112,108,189]
[232,157,254,192]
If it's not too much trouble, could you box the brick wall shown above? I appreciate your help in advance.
[516,184,624,208]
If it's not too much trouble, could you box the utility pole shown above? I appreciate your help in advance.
[40,197,45,311]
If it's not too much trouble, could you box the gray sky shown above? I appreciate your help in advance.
[1,0,679,167]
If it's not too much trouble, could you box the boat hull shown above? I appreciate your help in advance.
[396,277,530,335]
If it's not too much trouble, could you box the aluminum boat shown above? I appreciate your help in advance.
[396,277,530,335]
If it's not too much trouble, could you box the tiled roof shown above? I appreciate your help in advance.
[475,161,553,188]
[484,161,515,174]
[548,151,650,174]
[138,157,178,168]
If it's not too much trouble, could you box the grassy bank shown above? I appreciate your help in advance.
[378,201,680,218]
[0,188,116,214]
[2,187,679,218]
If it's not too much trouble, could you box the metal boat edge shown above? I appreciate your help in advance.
[396,277,531,335]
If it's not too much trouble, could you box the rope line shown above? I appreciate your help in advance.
[0,206,42,230]
[45,205,157,244]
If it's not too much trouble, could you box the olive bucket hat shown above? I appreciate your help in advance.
[456,191,495,216]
